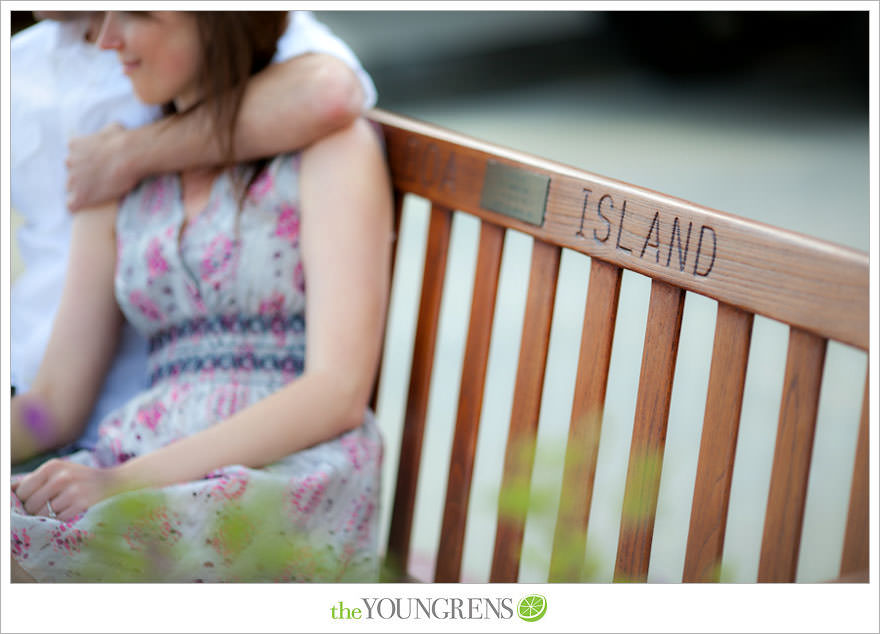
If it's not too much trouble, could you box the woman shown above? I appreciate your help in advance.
[11,11,392,582]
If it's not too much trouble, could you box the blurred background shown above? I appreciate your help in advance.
[10,10,871,583]
[310,10,870,585]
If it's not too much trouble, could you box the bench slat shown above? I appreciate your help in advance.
[434,222,506,582]
[490,239,561,582]
[384,204,453,580]
[758,328,827,582]
[614,280,686,582]
[370,191,405,413]
[370,109,868,350]
[840,372,870,580]
[683,303,754,582]
[548,258,623,582]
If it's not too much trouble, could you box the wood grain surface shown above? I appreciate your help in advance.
[840,372,870,581]
[384,204,453,580]
[490,240,561,582]
[683,303,754,582]
[434,222,505,582]
[614,280,685,582]
[369,109,868,350]
[758,328,827,582]
[548,259,622,582]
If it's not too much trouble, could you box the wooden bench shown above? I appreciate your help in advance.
[366,109,870,583]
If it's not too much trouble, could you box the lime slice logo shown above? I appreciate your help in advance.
[517,594,547,622]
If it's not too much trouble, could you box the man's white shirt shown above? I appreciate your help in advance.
[10,11,376,450]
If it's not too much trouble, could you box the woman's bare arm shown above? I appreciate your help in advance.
[11,204,124,463]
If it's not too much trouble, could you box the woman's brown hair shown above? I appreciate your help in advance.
[165,11,288,203]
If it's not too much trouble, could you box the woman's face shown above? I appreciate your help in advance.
[97,11,202,109]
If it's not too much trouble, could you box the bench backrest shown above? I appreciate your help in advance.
[367,109,869,583]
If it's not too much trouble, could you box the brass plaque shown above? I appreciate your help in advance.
[480,160,550,226]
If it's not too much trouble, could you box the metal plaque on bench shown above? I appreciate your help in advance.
[480,160,550,226]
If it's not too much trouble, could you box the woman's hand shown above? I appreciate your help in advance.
[12,459,124,522]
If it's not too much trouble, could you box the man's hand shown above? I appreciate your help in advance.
[66,123,139,211]
[12,458,125,522]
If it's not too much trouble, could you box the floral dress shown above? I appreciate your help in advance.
[11,153,383,582]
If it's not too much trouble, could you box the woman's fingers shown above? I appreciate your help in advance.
[12,469,44,502]
[23,487,54,517]
[15,459,109,521]
[22,479,61,517]
[16,460,108,521]
[19,459,68,516]
[16,474,50,514]
[48,488,83,522]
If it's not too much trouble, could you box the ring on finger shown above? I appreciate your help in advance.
[46,499,57,520]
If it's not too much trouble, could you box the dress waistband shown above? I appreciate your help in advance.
[148,352,305,386]
[148,314,305,353]
[147,314,306,386]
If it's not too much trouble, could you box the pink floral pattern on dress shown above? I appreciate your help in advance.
[129,290,164,322]
[165,383,193,407]
[289,471,330,516]
[258,292,286,316]
[50,524,90,555]
[341,434,371,471]
[275,204,300,244]
[123,506,183,552]
[211,383,246,419]
[200,234,236,280]
[210,469,250,501]
[101,435,135,464]
[11,528,30,559]
[146,237,169,278]
[136,401,166,431]
[344,493,373,540]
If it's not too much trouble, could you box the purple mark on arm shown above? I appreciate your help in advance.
[22,401,55,446]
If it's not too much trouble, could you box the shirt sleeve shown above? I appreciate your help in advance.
[274,11,378,110]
